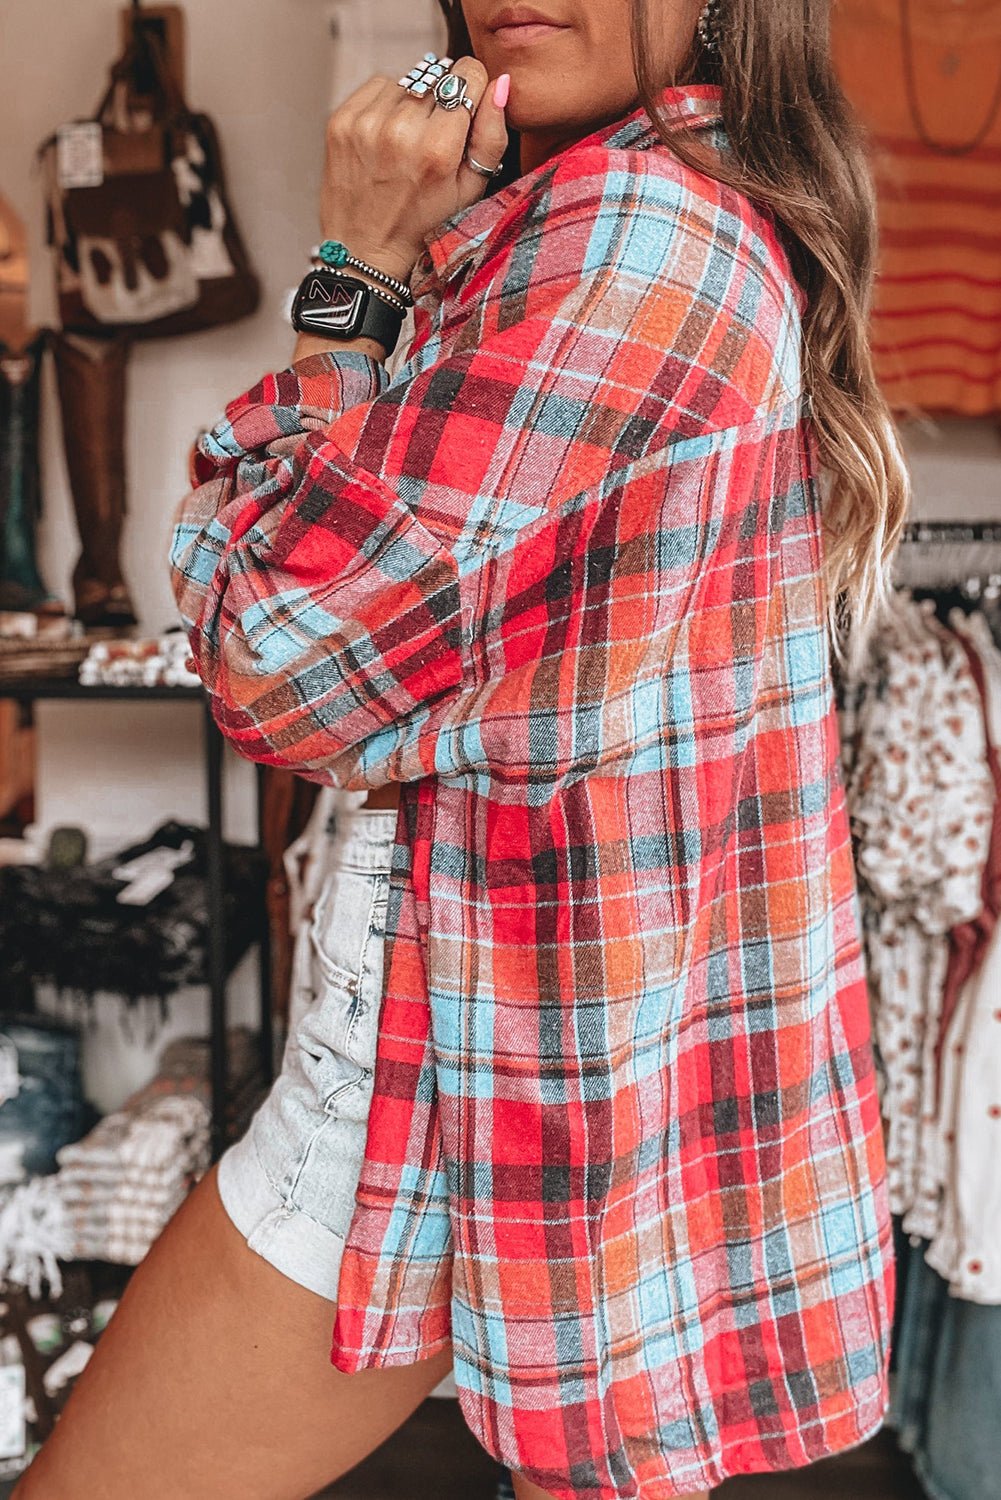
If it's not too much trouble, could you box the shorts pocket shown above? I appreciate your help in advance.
[312,868,383,993]
[294,866,389,1112]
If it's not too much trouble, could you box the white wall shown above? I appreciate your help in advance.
[904,418,1001,521]
[1,0,997,1103]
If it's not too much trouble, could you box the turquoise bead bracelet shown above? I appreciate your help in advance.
[313,241,414,307]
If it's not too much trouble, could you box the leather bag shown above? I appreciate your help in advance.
[40,32,259,339]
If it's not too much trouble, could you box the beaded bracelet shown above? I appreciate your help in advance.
[322,268,408,315]
[311,241,414,307]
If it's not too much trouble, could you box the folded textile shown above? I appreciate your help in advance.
[50,1029,255,1265]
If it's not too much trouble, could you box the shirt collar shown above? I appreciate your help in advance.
[417,84,724,297]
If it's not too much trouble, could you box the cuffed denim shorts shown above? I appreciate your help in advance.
[217,803,396,1300]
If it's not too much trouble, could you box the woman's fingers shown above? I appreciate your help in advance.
[421,57,490,174]
[330,73,396,136]
[459,71,510,194]
[339,57,506,197]
[319,54,510,276]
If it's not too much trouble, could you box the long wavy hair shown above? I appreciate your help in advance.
[437,0,910,652]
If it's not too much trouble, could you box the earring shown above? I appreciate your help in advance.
[697,0,723,55]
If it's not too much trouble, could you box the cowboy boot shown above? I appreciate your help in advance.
[0,333,61,615]
[52,331,137,627]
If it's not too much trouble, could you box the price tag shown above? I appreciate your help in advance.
[56,122,104,189]
[0,1365,26,1462]
[0,1036,20,1107]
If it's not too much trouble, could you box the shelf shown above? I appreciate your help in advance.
[0,681,204,703]
[0,675,273,1158]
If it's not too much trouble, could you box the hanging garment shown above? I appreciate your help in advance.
[841,593,993,1219]
[936,618,1001,1073]
[903,610,1001,1244]
[0,1016,87,1180]
[924,611,1001,1303]
[892,1235,1001,1500]
[0,821,267,1003]
[831,0,1001,415]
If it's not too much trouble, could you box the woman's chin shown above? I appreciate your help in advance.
[502,76,639,143]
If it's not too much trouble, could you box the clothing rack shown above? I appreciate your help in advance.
[901,521,1001,546]
[897,521,1001,602]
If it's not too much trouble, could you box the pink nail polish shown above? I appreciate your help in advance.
[494,74,511,109]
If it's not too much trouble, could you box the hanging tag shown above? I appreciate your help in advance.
[56,122,104,189]
[0,1365,26,1462]
[0,1038,21,1108]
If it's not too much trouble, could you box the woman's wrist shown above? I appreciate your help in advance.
[291,248,413,366]
[319,237,419,290]
[292,330,389,365]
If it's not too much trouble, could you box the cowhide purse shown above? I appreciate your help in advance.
[39,31,259,339]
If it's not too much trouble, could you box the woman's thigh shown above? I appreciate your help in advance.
[15,1167,453,1500]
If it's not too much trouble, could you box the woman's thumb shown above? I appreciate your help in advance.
[460,74,510,192]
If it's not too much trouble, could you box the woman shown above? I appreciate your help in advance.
[18,2,906,1497]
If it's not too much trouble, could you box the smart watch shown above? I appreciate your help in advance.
[290,269,406,354]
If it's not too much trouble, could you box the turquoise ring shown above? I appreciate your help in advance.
[398,53,453,100]
[432,71,470,113]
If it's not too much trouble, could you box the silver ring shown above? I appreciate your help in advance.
[432,71,470,112]
[398,52,450,100]
[459,96,475,116]
[466,153,504,179]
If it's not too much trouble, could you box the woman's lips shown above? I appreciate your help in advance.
[492,21,569,45]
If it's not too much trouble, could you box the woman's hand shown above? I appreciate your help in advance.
[319,58,510,289]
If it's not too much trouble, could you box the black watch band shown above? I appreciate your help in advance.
[291,270,405,354]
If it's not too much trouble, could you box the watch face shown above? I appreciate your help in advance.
[298,275,365,333]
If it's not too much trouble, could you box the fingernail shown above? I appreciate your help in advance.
[493,74,511,109]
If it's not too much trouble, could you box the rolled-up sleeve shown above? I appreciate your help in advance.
[171,147,795,790]
[172,350,466,788]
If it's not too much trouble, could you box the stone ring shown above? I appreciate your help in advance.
[432,71,471,112]
[398,53,453,100]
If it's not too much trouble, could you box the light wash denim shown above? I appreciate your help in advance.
[0,1016,87,1177]
[218,805,395,1300]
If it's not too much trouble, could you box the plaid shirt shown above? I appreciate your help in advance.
[173,86,893,1499]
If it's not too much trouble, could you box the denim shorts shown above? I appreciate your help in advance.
[217,803,395,1300]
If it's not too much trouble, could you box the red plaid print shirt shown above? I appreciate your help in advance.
[174,86,893,1499]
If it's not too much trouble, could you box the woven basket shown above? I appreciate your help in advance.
[0,636,92,684]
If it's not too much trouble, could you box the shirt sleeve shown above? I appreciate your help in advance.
[171,148,795,790]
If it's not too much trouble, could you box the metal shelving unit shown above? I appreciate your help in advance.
[0,680,273,1159]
